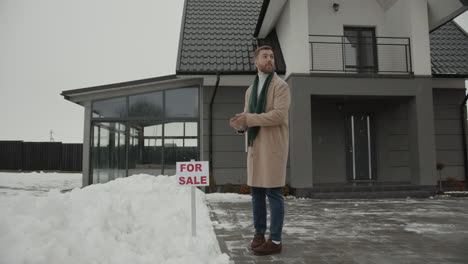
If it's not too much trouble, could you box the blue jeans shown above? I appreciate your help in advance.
[251,187,284,242]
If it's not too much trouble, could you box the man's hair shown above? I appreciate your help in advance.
[254,45,273,58]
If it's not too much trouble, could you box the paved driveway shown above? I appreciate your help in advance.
[207,196,468,264]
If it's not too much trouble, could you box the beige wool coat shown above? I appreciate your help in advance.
[242,73,291,188]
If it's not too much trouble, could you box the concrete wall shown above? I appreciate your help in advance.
[203,85,247,185]
[307,0,431,75]
[377,100,412,182]
[309,0,385,35]
[433,88,467,181]
[287,74,436,188]
[276,0,310,75]
[310,98,347,184]
[310,97,411,184]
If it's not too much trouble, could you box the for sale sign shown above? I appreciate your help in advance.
[176,161,209,186]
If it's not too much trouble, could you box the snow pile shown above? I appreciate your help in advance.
[0,174,229,264]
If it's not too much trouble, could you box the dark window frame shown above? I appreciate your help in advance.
[344,27,379,73]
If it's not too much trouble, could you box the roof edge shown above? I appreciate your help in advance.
[176,69,286,75]
[176,0,189,72]
[429,6,468,33]
[432,73,468,78]
[453,19,468,36]
[254,0,270,38]
[61,74,178,97]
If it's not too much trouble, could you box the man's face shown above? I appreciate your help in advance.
[255,49,275,74]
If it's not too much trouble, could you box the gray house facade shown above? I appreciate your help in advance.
[63,0,468,198]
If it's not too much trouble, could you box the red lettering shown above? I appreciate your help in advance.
[201,176,207,185]
[187,177,193,184]
[179,177,185,185]
[188,164,194,172]
[194,177,200,185]
[180,164,186,172]
[195,164,202,172]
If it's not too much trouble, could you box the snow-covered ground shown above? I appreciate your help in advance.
[0,171,82,197]
[0,172,229,264]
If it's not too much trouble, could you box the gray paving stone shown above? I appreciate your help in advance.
[208,197,468,264]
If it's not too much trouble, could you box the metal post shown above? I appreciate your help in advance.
[351,115,356,180]
[190,159,196,237]
[408,37,413,73]
[342,36,346,72]
[191,186,196,237]
[310,42,314,71]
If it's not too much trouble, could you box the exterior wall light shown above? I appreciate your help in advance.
[333,3,340,12]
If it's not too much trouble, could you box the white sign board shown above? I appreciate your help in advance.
[176,161,209,186]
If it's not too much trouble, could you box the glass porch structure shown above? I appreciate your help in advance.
[61,75,204,186]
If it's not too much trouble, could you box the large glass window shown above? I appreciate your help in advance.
[90,87,199,184]
[129,91,163,119]
[165,88,199,118]
[163,122,198,175]
[92,97,127,118]
[128,122,163,176]
[91,122,127,184]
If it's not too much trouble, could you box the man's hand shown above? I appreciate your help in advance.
[229,113,248,131]
[233,113,247,128]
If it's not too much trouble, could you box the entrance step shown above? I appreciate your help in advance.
[293,185,436,199]
[307,190,434,199]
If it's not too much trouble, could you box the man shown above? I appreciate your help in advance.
[229,45,290,255]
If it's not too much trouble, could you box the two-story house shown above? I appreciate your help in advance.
[62,0,468,198]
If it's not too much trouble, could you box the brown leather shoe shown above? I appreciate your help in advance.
[253,239,282,255]
[250,233,265,249]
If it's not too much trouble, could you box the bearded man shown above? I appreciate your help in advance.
[229,45,291,255]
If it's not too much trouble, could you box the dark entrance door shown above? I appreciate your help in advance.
[345,113,375,182]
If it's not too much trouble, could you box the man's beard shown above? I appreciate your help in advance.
[258,63,275,73]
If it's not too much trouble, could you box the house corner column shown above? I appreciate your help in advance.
[82,101,92,187]
[288,76,313,189]
[408,79,437,185]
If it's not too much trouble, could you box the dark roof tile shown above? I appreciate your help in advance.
[430,21,468,76]
[177,0,286,74]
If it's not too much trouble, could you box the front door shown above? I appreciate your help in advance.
[345,113,376,182]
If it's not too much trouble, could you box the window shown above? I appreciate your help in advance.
[344,27,377,73]
[165,88,199,118]
[163,122,198,173]
[90,87,199,184]
[91,122,127,184]
[129,91,163,119]
[92,97,127,118]
[127,122,163,176]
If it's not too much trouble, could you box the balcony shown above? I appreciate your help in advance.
[309,35,413,75]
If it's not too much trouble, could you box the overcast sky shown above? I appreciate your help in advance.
[0,1,467,143]
[0,0,184,143]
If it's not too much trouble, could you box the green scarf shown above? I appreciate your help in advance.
[248,72,274,146]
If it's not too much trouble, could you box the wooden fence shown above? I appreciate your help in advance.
[0,141,82,172]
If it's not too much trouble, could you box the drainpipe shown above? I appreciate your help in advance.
[461,93,468,187]
[209,73,221,179]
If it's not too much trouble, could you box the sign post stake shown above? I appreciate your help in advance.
[176,159,209,238]
[190,158,196,237]
[191,184,196,237]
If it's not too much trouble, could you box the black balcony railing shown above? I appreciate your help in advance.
[309,35,412,74]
